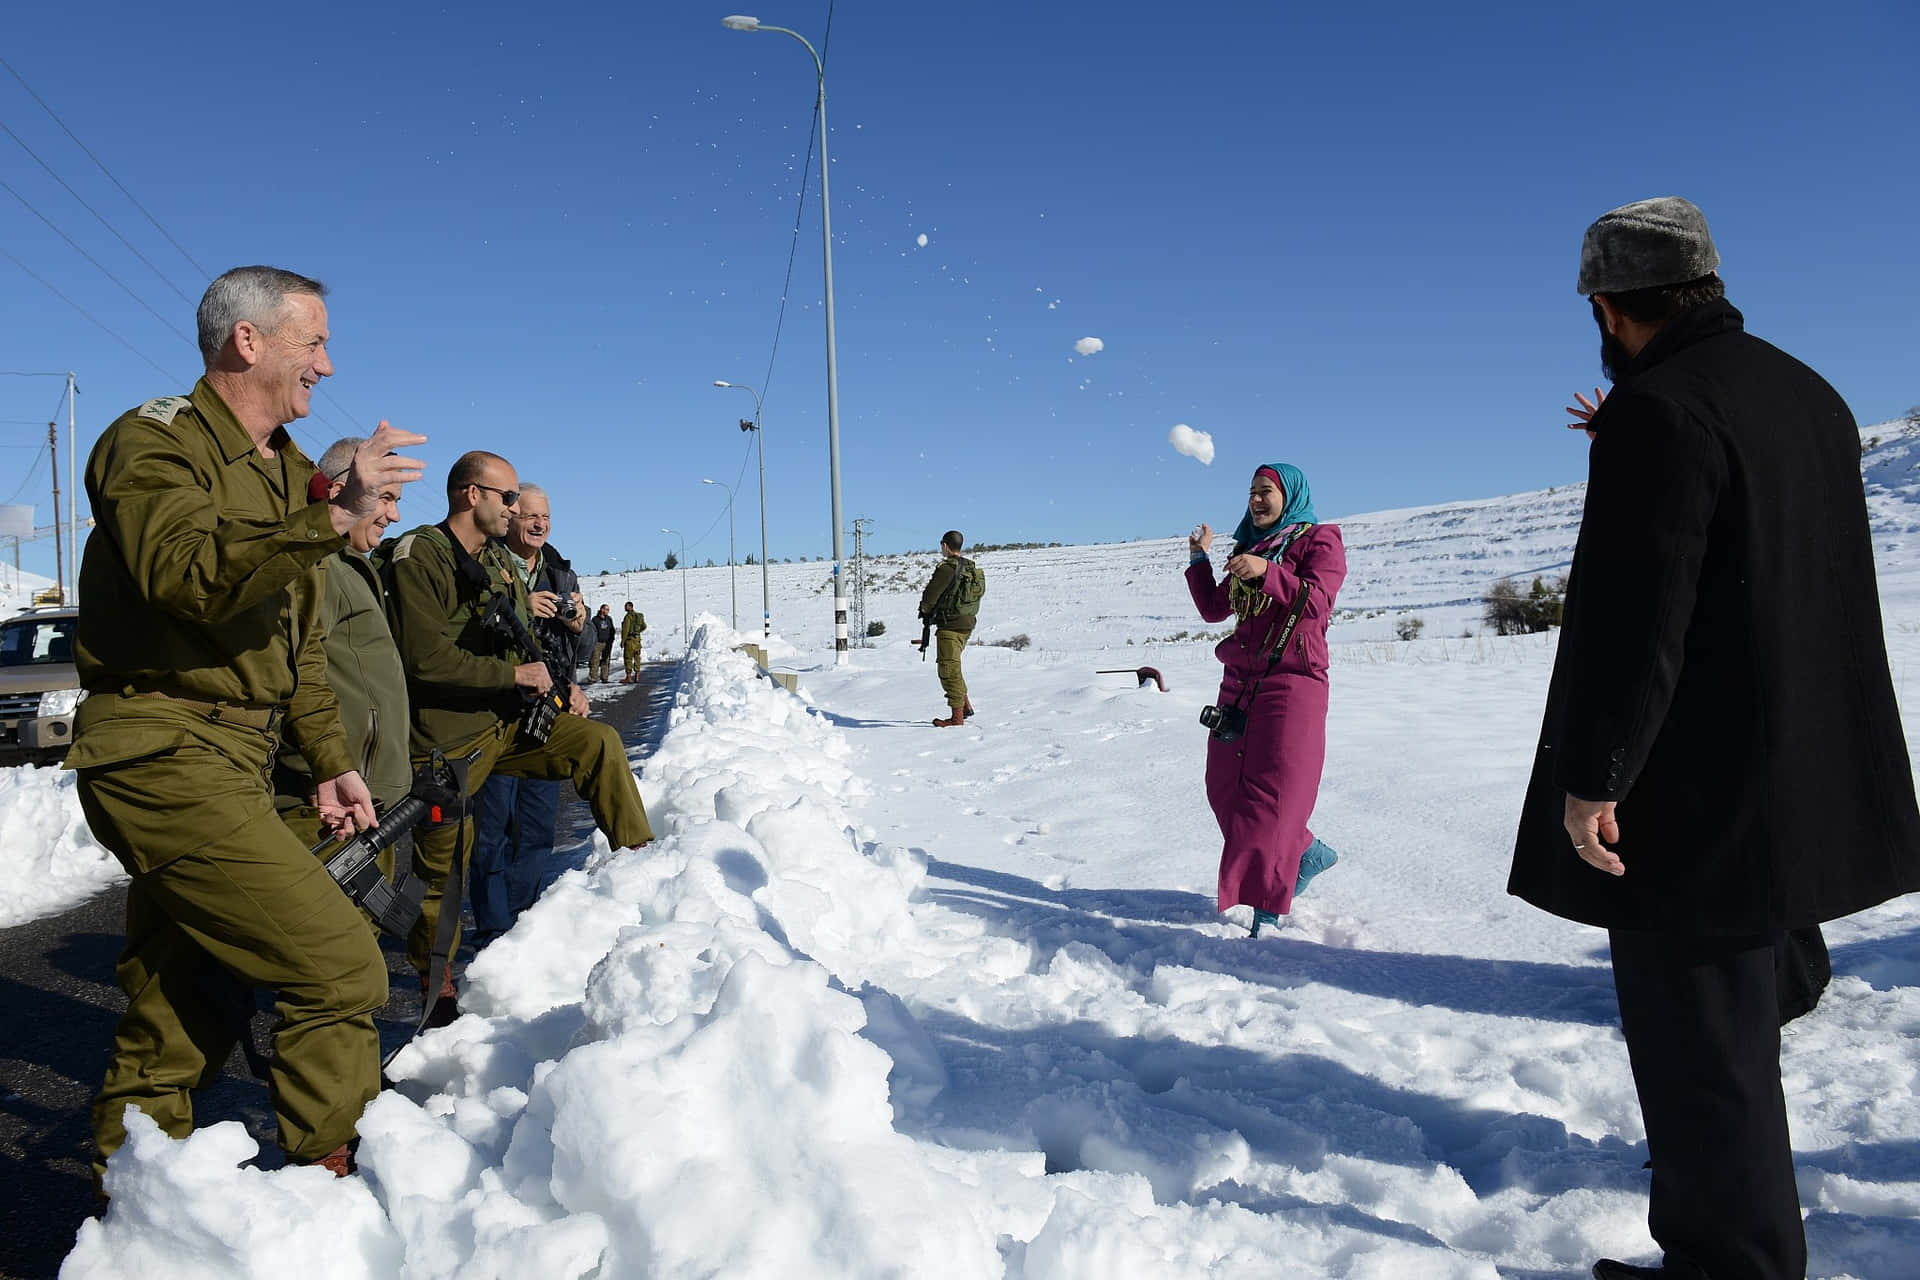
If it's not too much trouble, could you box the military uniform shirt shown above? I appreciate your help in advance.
[68,378,353,780]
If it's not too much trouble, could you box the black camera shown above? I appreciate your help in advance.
[1199,703,1247,741]
[557,595,578,621]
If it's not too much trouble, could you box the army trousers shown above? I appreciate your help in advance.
[623,640,643,673]
[406,711,653,974]
[74,719,387,1180]
[935,627,970,710]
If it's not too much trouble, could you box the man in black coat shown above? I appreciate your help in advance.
[1510,196,1920,1280]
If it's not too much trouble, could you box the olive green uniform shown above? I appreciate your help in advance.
[620,608,646,673]
[67,379,386,1177]
[275,549,413,830]
[384,523,653,974]
[918,556,978,712]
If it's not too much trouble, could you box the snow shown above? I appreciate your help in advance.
[1169,423,1215,465]
[1073,337,1103,356]
[34,423,1920,1276]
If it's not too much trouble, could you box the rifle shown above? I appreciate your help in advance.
[917,618,932,660]
[309,748,476,938]
[478,592,570,743]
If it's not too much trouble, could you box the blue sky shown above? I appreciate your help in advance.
[2,1,1915,583]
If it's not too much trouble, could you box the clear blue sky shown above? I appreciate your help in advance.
[2,1,1915,583]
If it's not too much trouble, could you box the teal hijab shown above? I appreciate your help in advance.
[1231,462,1318,554]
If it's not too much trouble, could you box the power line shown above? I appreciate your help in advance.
[0,244,183,383]
[0,118,199,307]
[0,55,210,283]
[2,179,198,346]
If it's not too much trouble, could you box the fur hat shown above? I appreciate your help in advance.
[1577,196,1719,295]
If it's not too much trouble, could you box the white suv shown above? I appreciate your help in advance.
[0,606,82,763]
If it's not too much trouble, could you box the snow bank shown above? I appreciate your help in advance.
[0,763,126,927]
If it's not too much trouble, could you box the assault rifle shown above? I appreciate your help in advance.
[478,592,570,743]
[916,617,931,660]
[310,748,476,938]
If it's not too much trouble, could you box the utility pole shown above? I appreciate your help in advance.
[48,423,64,604]
[849,517,873,647]
[66,372,77,593]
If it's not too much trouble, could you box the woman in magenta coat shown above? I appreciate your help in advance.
[1187,462,1346,936]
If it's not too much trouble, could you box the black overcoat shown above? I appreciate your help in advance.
[1509,299,1920,933]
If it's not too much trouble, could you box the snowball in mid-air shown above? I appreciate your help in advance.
[916,233,928,247]
[1169,424,1214,465]
[1073,336,1104,356]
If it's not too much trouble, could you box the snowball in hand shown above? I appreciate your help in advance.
[1169,424,1215,465]
[1073,336,1104,356]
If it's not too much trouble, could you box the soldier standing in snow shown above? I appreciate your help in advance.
[916,530,983,727]
[1187,463,1345,937]
[1509,197,1920,1280]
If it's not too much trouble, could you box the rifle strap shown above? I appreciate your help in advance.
[388,752,474,1064]
[1227,578,1314,715]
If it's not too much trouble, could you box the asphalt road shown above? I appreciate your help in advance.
[0,667,674,1280]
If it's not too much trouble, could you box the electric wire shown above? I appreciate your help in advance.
[0,55,210,283]
[0,244,183,383]
[0,118,199,307]
[2,178,199,345]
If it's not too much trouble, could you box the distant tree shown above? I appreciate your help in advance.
[1394,616,1425,641]
[703,558,715,568]
[866,620,886,637]
[1905,405,1920,433]
[1482,576,1565,635]
[745,553,758,565]
[664,550,678,570]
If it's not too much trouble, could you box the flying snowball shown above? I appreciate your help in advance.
[1073,336,1104,356]
[916,233,928,247]
[1169,424,1214,465]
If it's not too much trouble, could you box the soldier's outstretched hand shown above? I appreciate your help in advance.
[331,421,427,527]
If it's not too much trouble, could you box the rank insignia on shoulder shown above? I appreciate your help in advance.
[392,532,417,560]
[136,396,192,424]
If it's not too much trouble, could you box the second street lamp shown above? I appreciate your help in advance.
[714,378,771,643]
[702,477,738,631]
[722,13,847,665]
[661,527,688,653]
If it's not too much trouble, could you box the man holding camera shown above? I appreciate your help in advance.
[466,483,584,948]
[68,266,426,1184]
[383,452,651,1004]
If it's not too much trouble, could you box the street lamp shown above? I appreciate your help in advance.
[722,14,847,666]
[661,527,688,652]
[702,477,738,630]
[715,378,771,643]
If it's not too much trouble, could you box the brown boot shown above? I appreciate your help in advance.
[933,707,965,728]
[419,969,459,1029]
[963,699,975,719]
[316,1143,355,1177]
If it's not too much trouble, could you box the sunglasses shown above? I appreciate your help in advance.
[471,482,521,507]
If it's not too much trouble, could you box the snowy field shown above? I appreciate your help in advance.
[16,424,1920,1277]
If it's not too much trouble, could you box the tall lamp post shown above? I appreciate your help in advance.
[714,378,770,643]
[722,14,847,666]
[702,477,738,630]
[661,527,689,653]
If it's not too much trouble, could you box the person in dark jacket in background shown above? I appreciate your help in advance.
[1510,197,1920,1280]
[467,482,585,949]
[586,603,616,684]
[1187,464,1345,938]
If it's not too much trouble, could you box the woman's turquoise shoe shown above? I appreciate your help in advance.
[1294,838,1339,897]
[1249,909,1281,938]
